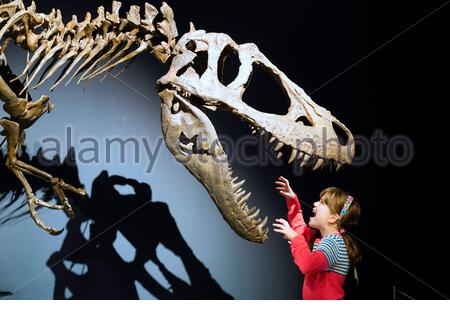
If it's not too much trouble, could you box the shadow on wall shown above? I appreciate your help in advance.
[0,147,233,299]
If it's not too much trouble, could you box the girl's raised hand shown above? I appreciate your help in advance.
[275,176,295,199]
[273,218,298,241]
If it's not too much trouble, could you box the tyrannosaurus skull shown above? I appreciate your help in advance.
[157,29,354,243]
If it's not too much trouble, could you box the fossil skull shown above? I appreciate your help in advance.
[157,29,354,243]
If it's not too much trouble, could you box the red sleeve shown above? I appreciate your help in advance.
[289,234,329,275]
[286,194,315,243]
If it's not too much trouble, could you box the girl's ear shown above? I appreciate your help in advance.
[328,213,340,225]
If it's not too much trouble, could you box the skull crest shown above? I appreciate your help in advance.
[158,29,355,243]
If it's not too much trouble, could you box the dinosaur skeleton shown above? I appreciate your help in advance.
[0,0,354,242]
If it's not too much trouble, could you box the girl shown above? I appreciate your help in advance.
[272,176,361,300]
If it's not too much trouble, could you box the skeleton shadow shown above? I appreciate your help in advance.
[0,147,232,299]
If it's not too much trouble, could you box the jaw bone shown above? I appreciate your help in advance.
[159,89,268,243]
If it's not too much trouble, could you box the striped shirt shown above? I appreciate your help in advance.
[313,234,350,276]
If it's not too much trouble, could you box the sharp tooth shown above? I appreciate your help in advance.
[260,130,265,135]
[180,142,193,150]
[336,163,343,172]
[173,102,179,112]
[247,206,257,215]
[238,192,251,205]
[288,149,298,164]
[230,176,238,183]
[236,190,245,199]
[232,179,245,192]
[251,129,256,134]
[269,136,276,143]
[203,104,217,111]
[277,152,283,159]
[313,158,323,171]
[274,142,284,152]
[258,216,268,229]
[300,154,311,167]
[297,151,304,159]
[248,208,260,220]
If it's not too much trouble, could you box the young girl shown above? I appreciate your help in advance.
[272,176,361,300]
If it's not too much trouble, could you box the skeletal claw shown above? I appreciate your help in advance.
[48,228,64,236]
[28,196,64,236]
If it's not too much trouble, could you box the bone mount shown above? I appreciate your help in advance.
[0,0,178,90]
[247,124,342,171]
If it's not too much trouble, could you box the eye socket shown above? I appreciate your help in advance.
[218,45,241,86]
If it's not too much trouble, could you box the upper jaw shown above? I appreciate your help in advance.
[158,82,352,170]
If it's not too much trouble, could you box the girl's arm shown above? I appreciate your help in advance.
[289,234,329,275]
[286,193,315,243]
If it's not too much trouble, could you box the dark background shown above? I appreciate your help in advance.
[1,0,448,299]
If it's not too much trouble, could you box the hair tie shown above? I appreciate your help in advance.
[339,228,345,235]
[340,195,353,216]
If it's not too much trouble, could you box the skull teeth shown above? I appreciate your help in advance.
[228,173,265,225]
[179,141,193,150]
[246,126,345,171]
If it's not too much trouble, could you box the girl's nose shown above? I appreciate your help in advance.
[313,201,319,207]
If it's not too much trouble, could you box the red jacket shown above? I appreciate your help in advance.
[287,194,347,300]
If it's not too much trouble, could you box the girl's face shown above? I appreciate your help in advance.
[309,197,334,229]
